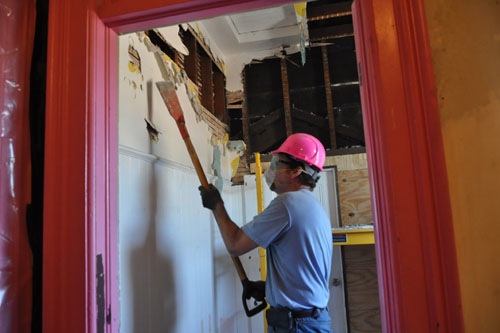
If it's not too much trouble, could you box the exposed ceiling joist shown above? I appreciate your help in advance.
[307,1,352,21]
[309,24,354,42]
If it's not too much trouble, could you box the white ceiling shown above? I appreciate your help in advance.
[197,4,305,57]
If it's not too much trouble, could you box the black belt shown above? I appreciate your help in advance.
[291,307,324,318]
[267,307,325,329]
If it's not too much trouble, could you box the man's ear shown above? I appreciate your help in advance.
[290,167,303,178]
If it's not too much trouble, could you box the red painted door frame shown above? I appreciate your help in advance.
[352,0,463,331]
[43,0,463,332]
[43,1,118,332]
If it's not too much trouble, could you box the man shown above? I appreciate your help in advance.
[199,133,332,333]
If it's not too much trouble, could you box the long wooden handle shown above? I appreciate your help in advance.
[183,135,209,189]
[182,135,248,280]
[156,80,248,282]
[231,257,248,281]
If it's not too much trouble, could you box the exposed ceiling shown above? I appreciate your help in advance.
[198,3,304,58]
[196,1,353,61]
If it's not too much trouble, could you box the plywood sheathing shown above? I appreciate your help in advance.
[326,152,373,227]
[343,245,382,332]
[338,168,372,226]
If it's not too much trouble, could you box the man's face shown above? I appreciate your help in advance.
[266,154,296,193]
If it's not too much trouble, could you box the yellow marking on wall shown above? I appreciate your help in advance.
[294,2,307,17]
[231,157,240,177]
[128,62,140,73]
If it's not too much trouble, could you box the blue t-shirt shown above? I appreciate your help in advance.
[242,189,332,311]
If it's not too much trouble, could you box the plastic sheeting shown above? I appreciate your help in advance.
[0,0,36,332]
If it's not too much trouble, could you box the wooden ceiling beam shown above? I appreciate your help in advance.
[309,24,354,42]
[307,2,352,21]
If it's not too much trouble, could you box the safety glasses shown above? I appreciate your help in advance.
[269,155,295,171]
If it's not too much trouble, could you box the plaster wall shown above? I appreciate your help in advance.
[425,1,500,331]
[117,31,265,332]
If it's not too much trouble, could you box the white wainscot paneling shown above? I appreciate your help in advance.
[154,159,216,333]
[119,147,158,333]
[119,146,215,333]
[119,150,268,333]
[212,183,266,333]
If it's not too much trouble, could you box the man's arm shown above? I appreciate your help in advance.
[211,201,258,256]
[199,185,258,256]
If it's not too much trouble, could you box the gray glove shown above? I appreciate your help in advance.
[198,184,223,210]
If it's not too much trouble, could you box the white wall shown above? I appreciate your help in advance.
[118,30,265,332]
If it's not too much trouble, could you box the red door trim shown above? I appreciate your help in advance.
[43,1,118,332]
[352,0,463,331]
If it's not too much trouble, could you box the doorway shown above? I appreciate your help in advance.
[116,2,379,330]
[42,0,463,332]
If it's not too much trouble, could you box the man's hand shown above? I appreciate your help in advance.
[243,280,266,302]
[198,184,223,210]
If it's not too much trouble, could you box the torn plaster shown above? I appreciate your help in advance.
[221,133,229,155]
[294,2,309,65]
[184,81,204,122]
[226,138,246,178]
[226,139,246,155]
[120,29,242,180]
[140,31,160,53]
[125,42,144,99]
[127,61,140,74]
[141,31,206,123]
[128,43,141,73]
[153,52,183,86]
[155,26,189,56]
[230,157,240,178]
[211,135,224,191]
[144,118,161,143]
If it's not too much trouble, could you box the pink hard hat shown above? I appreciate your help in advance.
[272,133,326,171]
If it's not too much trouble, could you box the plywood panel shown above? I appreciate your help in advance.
[325,152,367,171]
[343,245,381,333]
[338,169,372,226]
[348,310,382,333]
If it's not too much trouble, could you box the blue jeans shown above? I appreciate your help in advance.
[267,308,332,333]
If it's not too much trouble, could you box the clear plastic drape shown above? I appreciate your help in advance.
[0,0,36,332]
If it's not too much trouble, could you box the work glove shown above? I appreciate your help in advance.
[242,279,266,302]
[198,184,223,210]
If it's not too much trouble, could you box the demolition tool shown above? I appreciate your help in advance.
[156,80,267,317]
